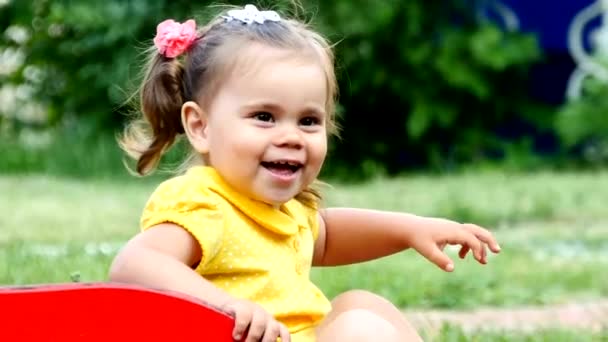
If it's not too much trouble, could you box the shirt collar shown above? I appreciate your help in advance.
[189,166,308,236]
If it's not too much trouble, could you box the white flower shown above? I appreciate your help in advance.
[223,4,281,25]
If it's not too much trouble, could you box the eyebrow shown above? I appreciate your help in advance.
[243,102,326,117]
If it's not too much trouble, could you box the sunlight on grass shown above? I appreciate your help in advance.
[0,175,157,243]
[0,241,114,285]
[2,170,607,244]
[325,170,608,225]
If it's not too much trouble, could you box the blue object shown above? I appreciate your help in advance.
[498,1,597,106]
[492,1,598,154]
[505,0,596,52]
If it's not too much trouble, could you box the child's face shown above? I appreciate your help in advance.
[203,44,328,205]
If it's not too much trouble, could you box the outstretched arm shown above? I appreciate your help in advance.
[312,208,501,272]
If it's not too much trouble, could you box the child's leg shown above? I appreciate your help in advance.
[315,290,423,342]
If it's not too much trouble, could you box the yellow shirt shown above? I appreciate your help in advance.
[140,166,331,338]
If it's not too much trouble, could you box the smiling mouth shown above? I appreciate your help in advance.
[261,161,303,174]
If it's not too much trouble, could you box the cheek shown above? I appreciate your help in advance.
[210,120,255,151]
[310,136,328,161]
[222,132,265,158]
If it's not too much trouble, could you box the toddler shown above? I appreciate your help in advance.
[109,4,501,342]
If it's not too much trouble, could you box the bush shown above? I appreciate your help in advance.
[313,1,543,178]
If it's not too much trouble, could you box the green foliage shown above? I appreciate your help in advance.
[1,0,224,131]
[556,74,608,166]
[313,1,543,177]
[1,0,544,176]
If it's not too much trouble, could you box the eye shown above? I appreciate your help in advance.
[252,111,274,122]
[300,116,321,126]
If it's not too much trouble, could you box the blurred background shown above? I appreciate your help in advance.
[1,0,607,178]
[1,0,608,340]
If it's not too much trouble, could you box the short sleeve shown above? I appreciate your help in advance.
[286,199,320,240]
[307,206,320,241]
[303,199,321,241]
[140,178,225,271]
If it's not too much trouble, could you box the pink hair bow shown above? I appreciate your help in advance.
[153,19,197,58]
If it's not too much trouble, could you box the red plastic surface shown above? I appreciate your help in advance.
[0,282,235,341]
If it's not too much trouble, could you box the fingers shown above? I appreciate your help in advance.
[417,221,502,271]
[463,223,501,253]
[462,223,502,264]
[227,303,252,341]
[279,323,291,342]
[418,241,455,272]
[452,224,503,265]
[437,228,485,264]
[246,308,269,342]
[452,229,484,263]
[458,245,470,259]
[260,320,283,342]
[260,323,289,342]
[225,300,287,342]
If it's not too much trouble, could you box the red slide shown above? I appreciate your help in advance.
[0,282,235,341]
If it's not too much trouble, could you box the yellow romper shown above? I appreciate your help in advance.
[140,166,332,341]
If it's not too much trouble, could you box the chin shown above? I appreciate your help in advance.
[263,193,298,206]
[267,197,293,206]
[251,184,302,206]
[250,193,288,206]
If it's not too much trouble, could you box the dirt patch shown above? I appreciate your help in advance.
[404,299,608,335]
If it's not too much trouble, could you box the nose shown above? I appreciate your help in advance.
[273,124,303,149]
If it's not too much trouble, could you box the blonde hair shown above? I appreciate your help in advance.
[119,4,339,207]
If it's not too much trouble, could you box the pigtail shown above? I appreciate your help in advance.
[119,52,186,175]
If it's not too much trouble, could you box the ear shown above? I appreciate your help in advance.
[181,101,210,154]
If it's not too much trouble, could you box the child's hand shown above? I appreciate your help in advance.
[408,218,501,272]
[223,299,291,342]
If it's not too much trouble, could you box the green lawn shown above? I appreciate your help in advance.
[1,170,607,340]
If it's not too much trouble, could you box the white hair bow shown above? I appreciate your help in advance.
[223,4,281,25]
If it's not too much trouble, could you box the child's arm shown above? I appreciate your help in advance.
[312,208,501,272]
[109,223,235,304]
[109,224,291,342]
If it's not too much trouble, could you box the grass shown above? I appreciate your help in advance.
[2,171,607,305]
[324,170,608,226]
[313,222,608,309]
[1,170,607,339]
